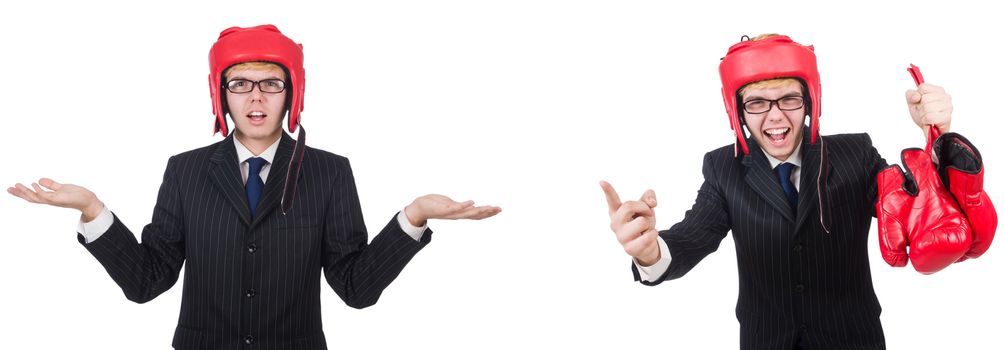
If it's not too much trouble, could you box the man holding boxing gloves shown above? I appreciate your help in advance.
[601,34,995,349]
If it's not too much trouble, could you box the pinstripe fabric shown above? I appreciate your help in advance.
[633,128,889,349]
[78,133,431,349]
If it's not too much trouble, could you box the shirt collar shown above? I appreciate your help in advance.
[764,139,803,170]
[234,136,281,165]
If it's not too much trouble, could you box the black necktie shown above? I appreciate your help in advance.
[246,157,267,217]
[776,162,798,213]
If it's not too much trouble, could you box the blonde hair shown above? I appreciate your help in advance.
[750,33,781,41]
[223,61,286,80]
[739,78,802,96]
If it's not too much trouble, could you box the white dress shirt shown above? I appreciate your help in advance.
[634,141,803,281]
[78,136,428,243]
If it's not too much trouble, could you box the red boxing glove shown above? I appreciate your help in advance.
[934,132,997,260]
[876,129,972,274]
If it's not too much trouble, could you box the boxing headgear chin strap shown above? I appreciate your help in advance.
[719,35,821,157]
[208,24,306,215]
[208,24,305,137]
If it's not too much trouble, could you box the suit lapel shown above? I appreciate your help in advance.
[742,141,795,222]
[208,134,252,226]
[250,133,296,228]
[795,134,826,231]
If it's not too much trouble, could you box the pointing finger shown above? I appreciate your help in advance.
[600,181,623,215]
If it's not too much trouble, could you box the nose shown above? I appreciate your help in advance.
[248,84,264,101]
[764,102,786,120]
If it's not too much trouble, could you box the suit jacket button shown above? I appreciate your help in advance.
[247,243,258,253]
[793,244,803,252]
[794,284,805,293]
[245,289,256,298]
[244,335,255,344]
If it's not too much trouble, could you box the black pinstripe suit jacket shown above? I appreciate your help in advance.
[78,133,430,349]
[634,130,889,349]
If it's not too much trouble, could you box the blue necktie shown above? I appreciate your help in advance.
[776,162,798,213]
[246,157,267,217]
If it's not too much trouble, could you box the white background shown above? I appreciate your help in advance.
[2,0,1001,348]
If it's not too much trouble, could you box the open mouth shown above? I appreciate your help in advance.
[763,127,790,145]
[247,111,267,125]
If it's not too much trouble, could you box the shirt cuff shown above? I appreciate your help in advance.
[634,237,672,282]
[397,209,428,241]
[77,206,113,244]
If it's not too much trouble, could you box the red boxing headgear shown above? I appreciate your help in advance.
[719,35,821,156]
[209,24,305,136]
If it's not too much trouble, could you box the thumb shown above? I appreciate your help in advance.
[640,189,657,208]
[453,200,475,209]
[905,90,921,104]
[39,178,62,191]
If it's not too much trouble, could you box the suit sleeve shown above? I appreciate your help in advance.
[862,134,890,213]
[633,151,732,286]
[77,156,186,303]
[322,158,431,309]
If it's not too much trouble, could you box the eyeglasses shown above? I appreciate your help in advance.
[225,79,286,94]
[743,96,804,114]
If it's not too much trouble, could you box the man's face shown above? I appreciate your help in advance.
[741,80,806,161]
[225,65,288,144]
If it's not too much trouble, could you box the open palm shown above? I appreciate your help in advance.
[8,178,103,219]
[404,194,501,226]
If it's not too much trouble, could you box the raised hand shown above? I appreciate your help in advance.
[905,83,952,136]
[7,178,105,221]
[402,194,501,227]
[600,181,661,266]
